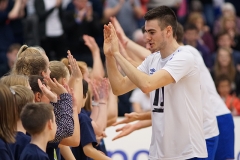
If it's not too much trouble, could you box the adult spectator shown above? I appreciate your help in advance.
[62,0,101,66]
[213,2,240,37]
[104,0,143,39]
[34,0,67,60]
[211,32,240,69]
[211,47,240,96]
[147,0,182,13]
[187,12,215,53]
[0,43,20,77]
[0,0,23,64]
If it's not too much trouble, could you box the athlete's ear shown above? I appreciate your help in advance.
[166,26,172,37]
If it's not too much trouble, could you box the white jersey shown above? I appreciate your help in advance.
[184,45,230,117]
[183,45,219,139]
[138,47,207,160]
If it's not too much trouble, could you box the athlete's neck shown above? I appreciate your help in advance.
[160,40,180,58]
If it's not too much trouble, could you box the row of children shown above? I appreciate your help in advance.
[0,40,118,160]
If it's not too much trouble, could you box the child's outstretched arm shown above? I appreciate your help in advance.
[83,143,111,160]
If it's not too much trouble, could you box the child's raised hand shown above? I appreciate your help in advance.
[67,50,83,79]
[98,78,110,102]
[44,77,68,95]
[38,79,57,102]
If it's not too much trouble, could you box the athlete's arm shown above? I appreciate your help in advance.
[105,24,175,93]
[113,120,152,141]
[103,23,141,95]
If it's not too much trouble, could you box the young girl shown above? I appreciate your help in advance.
[0,83,18,160]
[49,58,111,159]
[0,74,30,89]
[8,85,34,160]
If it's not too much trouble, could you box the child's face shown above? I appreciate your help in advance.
[217,49,231,67]
[217,35,232,48]
[217,80,231,97]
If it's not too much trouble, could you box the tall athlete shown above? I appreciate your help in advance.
[113,22,234,160]
[103,6,207,160]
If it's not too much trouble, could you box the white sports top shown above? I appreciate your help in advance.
[138,47,207,160]
[184,45,219,139]
[184,45,230,117]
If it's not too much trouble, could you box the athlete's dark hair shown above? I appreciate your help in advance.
[144,6,177,37]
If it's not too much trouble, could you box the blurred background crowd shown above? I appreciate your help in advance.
[1,0,240,116]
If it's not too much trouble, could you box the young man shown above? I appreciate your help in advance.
[104,6,207,160]
[19,103,57,160]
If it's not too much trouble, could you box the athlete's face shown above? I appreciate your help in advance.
[145,19,167,53]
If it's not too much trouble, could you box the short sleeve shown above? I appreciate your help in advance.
[137,57,150,74]
[79,114,97,147]
[162,51,195,83]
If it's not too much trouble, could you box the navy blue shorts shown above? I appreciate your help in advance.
[215,113,234,159]
[205,135,219,160]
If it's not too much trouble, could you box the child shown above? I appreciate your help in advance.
[9,85,34,160]
[0,74,30,89]
[19,103,57,160]
[71,79,111,160]
[216,74,240,115]
[0,83,18,160]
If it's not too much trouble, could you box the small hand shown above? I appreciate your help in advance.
[38,79,57,102]
[67,50,83,79]
[99,78,110,102]
[43,77,68,95]
[112,124,134,141]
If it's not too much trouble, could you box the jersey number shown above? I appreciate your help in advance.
[152,87,164,113]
